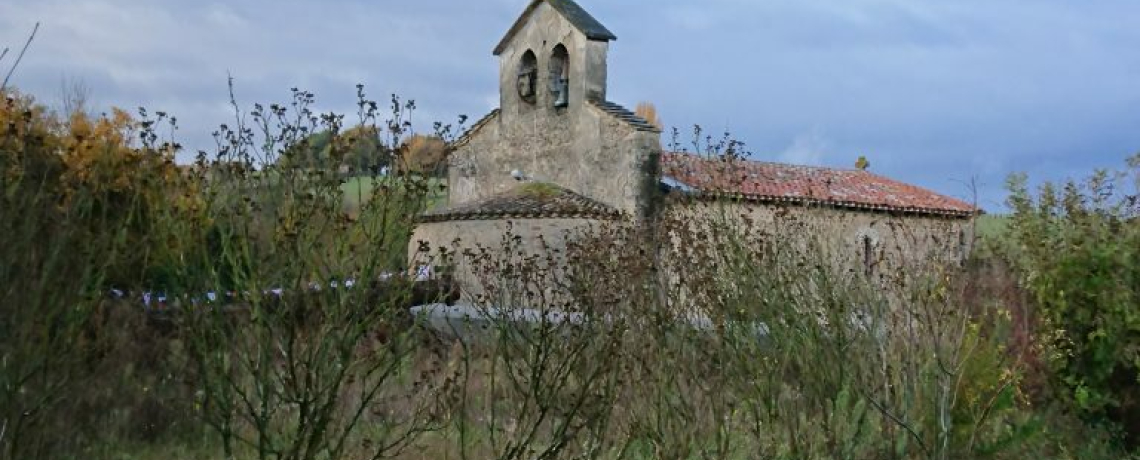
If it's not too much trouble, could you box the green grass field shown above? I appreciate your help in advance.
[975,213,1010,240]
[340,176,447,215]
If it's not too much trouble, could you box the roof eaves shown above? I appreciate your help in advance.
[453,109,500,149]
[417,208,624,223]
[668,189,979,218]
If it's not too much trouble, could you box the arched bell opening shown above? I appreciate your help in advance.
[549,44,569,108]
[516,49,538,104]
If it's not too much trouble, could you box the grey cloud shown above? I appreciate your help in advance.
[3,0,1139,209]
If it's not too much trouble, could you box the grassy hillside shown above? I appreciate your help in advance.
[975,213,1010,240]
[340,175,447,216]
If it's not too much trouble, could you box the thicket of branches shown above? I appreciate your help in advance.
[0,84,1136,460]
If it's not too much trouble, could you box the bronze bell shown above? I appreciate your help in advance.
[517,68,536,102]
[553,77,569,108]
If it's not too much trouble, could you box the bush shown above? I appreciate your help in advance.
[0,89,181,459]
[4,82,1132,460]
[171,89,456,460]
[1004,155,1140,445]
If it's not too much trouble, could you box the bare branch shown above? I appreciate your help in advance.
[2,22,40,91]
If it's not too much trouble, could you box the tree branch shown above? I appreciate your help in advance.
[2,22,39,91]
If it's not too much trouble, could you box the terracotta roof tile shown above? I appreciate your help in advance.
[661,152,978,217]
[419,182,623,222]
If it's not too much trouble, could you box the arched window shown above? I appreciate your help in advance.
[549,44,569,107]
[516,50,537,104]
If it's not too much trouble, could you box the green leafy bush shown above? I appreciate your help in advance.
[1005,154,1140,445]
[4,82,1132,460]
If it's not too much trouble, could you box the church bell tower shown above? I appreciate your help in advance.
[492,0,616,120]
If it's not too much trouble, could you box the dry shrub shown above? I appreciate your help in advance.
[0,88,191,459]
[417,192,1051,460]
[4,82,1131,460]
[400,134,449,176]
[634,102,661,130]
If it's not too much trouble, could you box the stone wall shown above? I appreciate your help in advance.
[448,104,658,219]
[409,217,615,302]
[666,200,974,281]
[409,202,973,308]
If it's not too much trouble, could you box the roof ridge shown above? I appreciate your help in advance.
[493,0,616,56]
[420,182,624,222]
[663,151,861,173]
[453,109,500,148]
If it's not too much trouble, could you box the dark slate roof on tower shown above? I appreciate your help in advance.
[419,182,623,222]
[660,152,980,217]
[493,0,617,56]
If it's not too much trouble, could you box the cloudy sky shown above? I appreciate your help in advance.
[3,0,1139,210]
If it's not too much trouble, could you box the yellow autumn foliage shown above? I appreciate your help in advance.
[400,134,449,175]
[1,91,63,187]
[3,89,188,205]
[1,88,203,287]
[635,102,661,130]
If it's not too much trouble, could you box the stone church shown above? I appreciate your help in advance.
[410,0,977,299]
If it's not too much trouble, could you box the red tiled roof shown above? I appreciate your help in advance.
[660,152,978,217]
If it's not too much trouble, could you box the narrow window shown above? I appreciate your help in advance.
[862,235,874,277]
[957,229,968,263]
[549,44,569,107]
[517,50,538,104]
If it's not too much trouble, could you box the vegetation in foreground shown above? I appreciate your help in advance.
[1,85,1138,460]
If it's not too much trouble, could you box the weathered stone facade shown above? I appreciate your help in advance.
[667,201,971,278]
[409,218,613,301]
[409,0,978,305]
[447,0,660,219]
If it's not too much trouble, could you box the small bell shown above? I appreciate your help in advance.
[553,77,569,108]
[517,68,536,102]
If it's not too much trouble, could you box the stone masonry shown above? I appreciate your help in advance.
[410,0,978,305]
